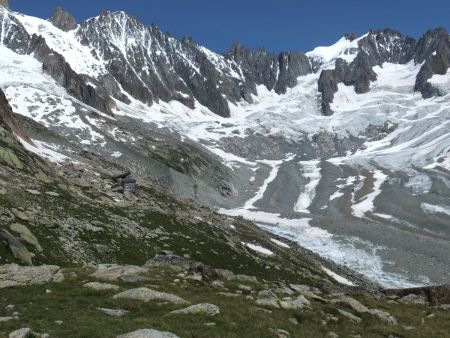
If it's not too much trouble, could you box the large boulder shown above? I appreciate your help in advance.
[83,282,120,291]
[0,264,64,288]
[0,230,33,265]
[113,287,189,305]
[90,264,147,281]
[9,223,42,252]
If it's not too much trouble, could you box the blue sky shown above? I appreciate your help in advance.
[10,0,450,53]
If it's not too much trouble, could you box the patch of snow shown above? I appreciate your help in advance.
[294,160,321,213]
[271,238,290,248]
[329,190,344,201]
[306,34,367,67]
[242,242,274,256]
[14,12,106,76]
[19,138,72,164]
[421,203,450,217]
[321,266,355,286]
[352,171,387,218]
[111,151,122,158]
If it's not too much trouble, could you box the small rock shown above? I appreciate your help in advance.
[288,317,298,325]
[26,189,41,195]
[0,316,14,322]
[83,282,120,291]
[368,308,397,325]
[238,284,252,292]
[97,308,129,317]
[204,322,216,327]
[218,292,240,298]
[94,244,111,255]
[269,328,290,337]
[169,303,220,317]
[337,309,362,323]
[235,274,258,283]
[215,269,235,280]
[279,295,311,310]
[399,294,427,305]
[40,217,58,229]
[120,275,151,283]
[184,273,202,282]
[45,191,60,197]
[255,298,280,308]
[54,320,63,325]
[331,296,368,313]
[13,211,29,222]
[117,328,180,338]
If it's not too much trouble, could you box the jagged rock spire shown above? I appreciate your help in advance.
[49,7,77,31]
[0,0,9,9]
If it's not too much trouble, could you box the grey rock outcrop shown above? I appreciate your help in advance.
[318,52,377,116]
[90,264,148,281]
[279,295,311,310]
[97,308,129,317]
[0,7,30,55]
[27,34,119,114]
[113,287,189,305]
[367,309,398,325]
[0,264,64,288]
[0,0,8,9]
[357,29,416,65]
[83,282,120,291]
[9,328,32,338]
[414,28,450,98]
[227,43,312,95]
[0,230,33,266]
[169,303,220,316]
[49,7,77,31]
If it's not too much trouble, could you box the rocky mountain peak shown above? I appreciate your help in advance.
[0,0,8,9]
[344,32,358,41]
[415,27,450,63]
[358,28,417,65]
[49,7,77,32]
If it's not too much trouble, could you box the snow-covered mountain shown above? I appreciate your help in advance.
[0,4,449,288]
